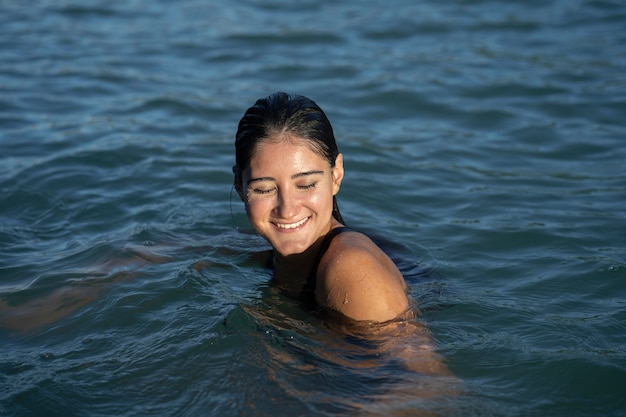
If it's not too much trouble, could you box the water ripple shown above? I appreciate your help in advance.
[2,0,626,415]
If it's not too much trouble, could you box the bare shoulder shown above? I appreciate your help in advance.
[315,231,409,323]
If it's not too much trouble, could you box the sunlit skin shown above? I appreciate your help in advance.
[239,135,343,258]
[238,134,409,322]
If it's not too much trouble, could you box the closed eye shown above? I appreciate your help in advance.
[250,187,275,195]
[297,182,317,190]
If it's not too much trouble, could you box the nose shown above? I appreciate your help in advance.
[274,187,299,219]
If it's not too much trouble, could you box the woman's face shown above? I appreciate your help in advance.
[240,136,343,257]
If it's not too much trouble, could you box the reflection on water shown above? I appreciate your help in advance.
[1,232,460,416]
[226,290,461,416]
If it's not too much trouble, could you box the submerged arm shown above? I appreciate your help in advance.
[0,244,174,334]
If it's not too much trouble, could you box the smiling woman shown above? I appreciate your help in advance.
[233,92,410,323]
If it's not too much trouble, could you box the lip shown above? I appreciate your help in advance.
[272,216,310,231]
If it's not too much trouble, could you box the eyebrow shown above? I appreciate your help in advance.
[246,170,324,186]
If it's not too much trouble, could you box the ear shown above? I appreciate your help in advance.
[331,153,344,195]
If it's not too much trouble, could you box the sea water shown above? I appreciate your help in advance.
[1,0,625,416]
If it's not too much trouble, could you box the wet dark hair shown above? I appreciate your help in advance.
[234,92,344,224]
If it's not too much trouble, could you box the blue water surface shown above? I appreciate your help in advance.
[1,0,625,416]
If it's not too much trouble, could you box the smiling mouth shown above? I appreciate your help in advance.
[274,217,309,230]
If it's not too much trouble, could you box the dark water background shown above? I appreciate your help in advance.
[1,0,625,416]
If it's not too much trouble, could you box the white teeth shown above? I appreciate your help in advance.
[276,217,308,229]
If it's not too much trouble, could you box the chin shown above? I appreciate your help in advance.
[272,240,311,257]
[273,246,304,257]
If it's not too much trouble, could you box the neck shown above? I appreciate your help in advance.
[272,239,322,295]
[271,219,343,295]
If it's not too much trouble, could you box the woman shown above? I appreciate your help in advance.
[233,92,410,323]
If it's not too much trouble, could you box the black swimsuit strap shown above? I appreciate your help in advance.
[307,226,352,289]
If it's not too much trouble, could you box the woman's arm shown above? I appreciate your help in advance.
[0,244,174,334]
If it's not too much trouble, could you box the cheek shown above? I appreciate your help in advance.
[308,187,334,209]
[245,198,269,219]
